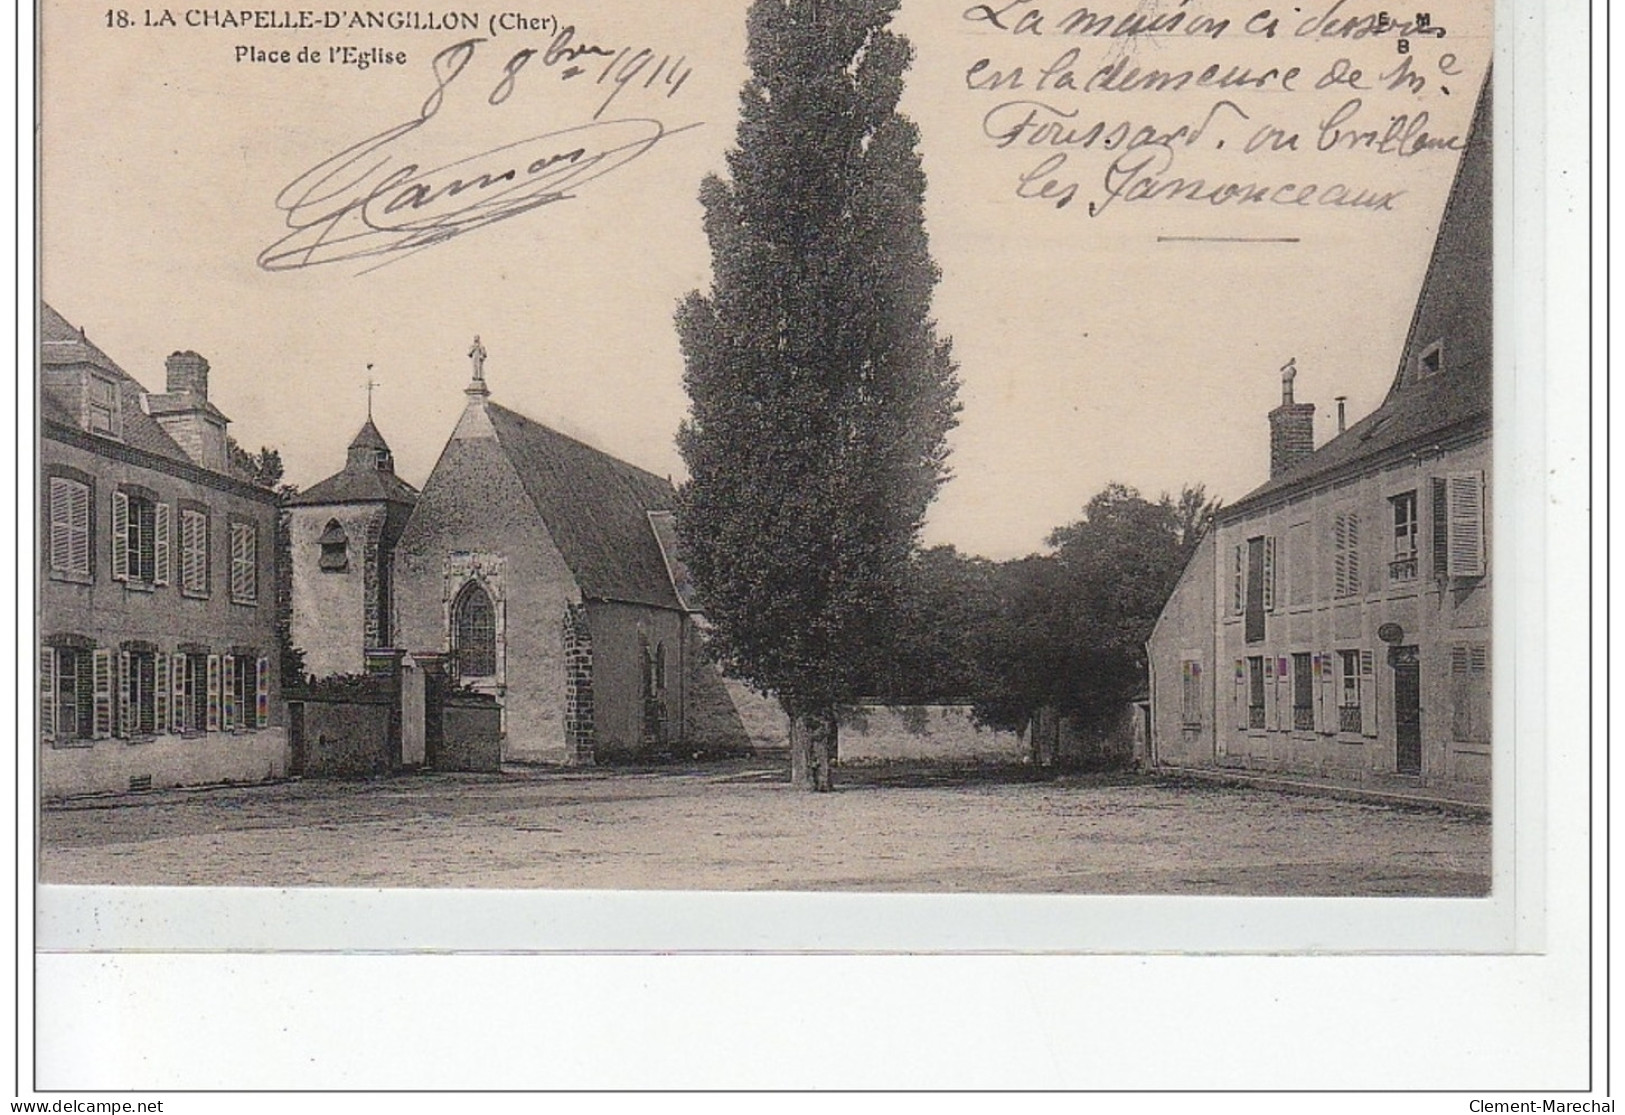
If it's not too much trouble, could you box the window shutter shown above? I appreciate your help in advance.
[1276,656,1290,728]
[172,654,188,733]
[1262,656,1276,730]
[118,650,132,738]
[1262,537,1277,611]
[92,649,114,739]
[1332,513,1347,597]
[222,656,237,730]
[1346,512,1361,596]
[1432,479,1450,576]
[111,491,130,581]
[1233,658,1247,732]
[1233,546,1244,614]
[154,503,171,587]
[40,647,56,740]
[1470,644,1490,742]
[155,653,170,735]
[256,657,270,728]
[49,479,72,571]
[206,655,221,731]
[1450,645,1470,739]
[1446,473,1486,577]
[1359,650,1376,737]
[1314,653,1328,733]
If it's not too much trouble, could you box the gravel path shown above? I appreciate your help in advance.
[38,760,1491,894]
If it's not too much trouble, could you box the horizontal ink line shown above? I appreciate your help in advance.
[1157,236,1303,243]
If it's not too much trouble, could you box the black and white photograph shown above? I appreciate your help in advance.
[22,0,1596,1095]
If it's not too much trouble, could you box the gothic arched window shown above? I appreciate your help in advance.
[453,582,497,678]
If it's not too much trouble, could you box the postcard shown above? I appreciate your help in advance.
[25,0,1600,1093]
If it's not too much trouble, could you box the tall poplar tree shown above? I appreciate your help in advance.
[675,0,959,790]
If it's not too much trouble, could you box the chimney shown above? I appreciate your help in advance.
[166,351,210,399]
[151,349,229,471]
[1335,396,1348,434]
[1268,359,1316,479]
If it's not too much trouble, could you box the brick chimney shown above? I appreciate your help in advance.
[165,351,210,398]
[150,350,230,472]
[1268,359,1316,479]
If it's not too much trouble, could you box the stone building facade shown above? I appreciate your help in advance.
[38,304,287,798]
[1147,79,1493,805]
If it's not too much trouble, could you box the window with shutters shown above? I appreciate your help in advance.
[1246,657,1266,730]
[179,507,209,597]
[1450,643,1491,743]
[229,520,258,605]
[1338,650,1362,733]
[1180,660,1203,727]
[172,652,211,734]
[118,648,159,738]
[113,492,161,586]
[221,652,265,730]
[1432,472,1487,579]
[42,644,98,743]
[1332,510,1362,598]
[1291,653,1314,730]
[47,475,93,583]
[1389,491,1418,583]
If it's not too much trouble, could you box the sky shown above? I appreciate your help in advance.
[39,0,1493,559]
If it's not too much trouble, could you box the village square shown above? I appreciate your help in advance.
[36,3,1493,897]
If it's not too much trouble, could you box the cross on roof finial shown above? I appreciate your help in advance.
[365,364,378,419]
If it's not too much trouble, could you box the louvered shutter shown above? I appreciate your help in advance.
[92,649,114,739]
[1262,537,1276,611]
[1470,644,1490,742]
[1359,650,1376,737]
[255,658,270,728]
[154,503,171,587]
[111,491,130,581]
[40,647,56,740]
[1432,479,1450,576]
[154,653,170,735]
[206,655,221,731]
[1446,473,1486,577]
[222,656,237,730]
[49,478,77,572]
[1263,656,1276,730]
[172,654,188,733]
[118,650,132,738]
[1314,653,1328,733]
[1332,513,1347,597]
[1233,546,1244,614]
[1233,658,1247,732]
[1346,512,1361,596]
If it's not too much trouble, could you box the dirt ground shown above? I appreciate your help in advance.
[37,759,1491,895]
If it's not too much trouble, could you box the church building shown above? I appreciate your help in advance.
[386,339,749,765]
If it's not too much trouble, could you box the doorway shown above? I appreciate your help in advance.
[1391,646,1421,775]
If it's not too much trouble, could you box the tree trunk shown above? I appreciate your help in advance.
[789,706,837,792]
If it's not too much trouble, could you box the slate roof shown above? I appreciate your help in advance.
[289,419,420,508]
[39,303,193,464]
[484,402,683,611]
[1222,74,1492,520]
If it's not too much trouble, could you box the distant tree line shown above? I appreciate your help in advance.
[866,483,1218,738]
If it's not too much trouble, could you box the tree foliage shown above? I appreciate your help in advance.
[674,0,960,737]
[974,483,1218,735]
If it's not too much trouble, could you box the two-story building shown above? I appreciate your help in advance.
[1147,78,1492,805]
[39,303,288,797]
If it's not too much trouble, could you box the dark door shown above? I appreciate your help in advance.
[1392,646,1421,775]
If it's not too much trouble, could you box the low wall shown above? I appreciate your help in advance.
[293,698,395,778]
[836,705,1026,763]
[41,728,290,799]
[436,700,503,773]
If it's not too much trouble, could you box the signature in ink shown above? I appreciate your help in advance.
[259,37,701,272]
